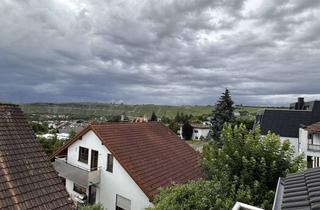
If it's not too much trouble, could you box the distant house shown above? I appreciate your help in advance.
[179,123,211,140]
[0,104,73,209]
[298,121,320,168]
[255,97,320,155]
[50,122,202,210]
[272,167,320,210]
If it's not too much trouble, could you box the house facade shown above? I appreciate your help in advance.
[255,97,320,156]
[51,122,202,210]
[298,122,320,168]
[179,123,211,140]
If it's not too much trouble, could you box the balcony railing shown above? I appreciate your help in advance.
[308,144,320,152]
[53,156,101,187]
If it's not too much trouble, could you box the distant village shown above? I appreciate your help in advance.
[1,94,320,210]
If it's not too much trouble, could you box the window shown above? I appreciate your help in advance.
[73,183,86,195]
[116,194,131,210]
[194,129,198,133]
[78,147,89,163]
[107,154,113,173]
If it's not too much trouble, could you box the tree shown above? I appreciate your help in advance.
[182,122,193,140]
[147,180,234,210]
[174,112,192,124]
[150,111,158,121]
[168,121,180,134]
[211,89,234,145]
[201,124,305,209]
[39,135,64,155]
[32,122,49,134]
[69,129,77,139]
[148,124,305,210]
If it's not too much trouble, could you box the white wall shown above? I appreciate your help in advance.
[66,130,152,210]
[298,128,320,165]
[192,128,210,140]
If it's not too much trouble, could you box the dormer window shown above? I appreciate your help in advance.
[78,146,89,164]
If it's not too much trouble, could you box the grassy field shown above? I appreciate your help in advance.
[18,102,266,119]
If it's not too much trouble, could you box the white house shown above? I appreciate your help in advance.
[298,122,320,168]
[255,98,320,156]
[50,122,202,210]
[179,123,211,140]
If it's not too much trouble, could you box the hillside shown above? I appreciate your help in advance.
[19,103,265,120]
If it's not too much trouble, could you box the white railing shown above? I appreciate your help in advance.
[232,202,264,210]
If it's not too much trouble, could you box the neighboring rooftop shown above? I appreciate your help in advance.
[273,167,320,210]
[51,122,202,201]
[0,104,73,209]
[190,123,211,129]
[255,98,320,138]
[305,121,320,134]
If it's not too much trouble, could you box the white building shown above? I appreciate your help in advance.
[298,122,320,168]
[255,98,320,156]
[179,123,211,140]
[51,122,202,210]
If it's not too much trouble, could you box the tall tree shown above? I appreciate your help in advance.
[211,89,234,144]
[202,124,305,209]
[150,111,158,121]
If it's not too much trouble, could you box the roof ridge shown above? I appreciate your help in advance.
[0,103,19,107]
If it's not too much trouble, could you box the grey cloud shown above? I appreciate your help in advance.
[0,0,320,106]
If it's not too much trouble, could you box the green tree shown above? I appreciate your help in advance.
[32,122,49,134]
[168,121,180,134]
[147,180,234,210]
[148,124,305,210]
[211,89,234,145]
[69,129,77,139]
[150,111,158,121]
[201,124,305,209]
[39,135,64,155]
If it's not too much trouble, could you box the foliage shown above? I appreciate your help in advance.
[168,121,180,134]
[211,89,234,145]
[32,122,49,134]
[149,124,305,210]
[107,115,122,122]
[201,124,305,209]
[69,129,77,139]
[150,111,158,121]
[233,117,255,130]
[174,112,192,124]
[79,204,104,210]
[38,136,64,155]
[146,180,234,210]
[182,122,193,140]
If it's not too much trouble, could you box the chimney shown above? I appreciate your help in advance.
[297,97,304,110]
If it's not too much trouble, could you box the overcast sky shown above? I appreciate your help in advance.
[1,0,320,105]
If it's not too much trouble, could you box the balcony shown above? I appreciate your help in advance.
[53,156,101,187]
[308,144,320,152]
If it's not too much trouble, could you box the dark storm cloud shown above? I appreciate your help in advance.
[0,0,320,105]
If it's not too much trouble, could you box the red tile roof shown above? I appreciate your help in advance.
[305,121,320,133]
[0,104,74,209]
[51,122,202,200]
